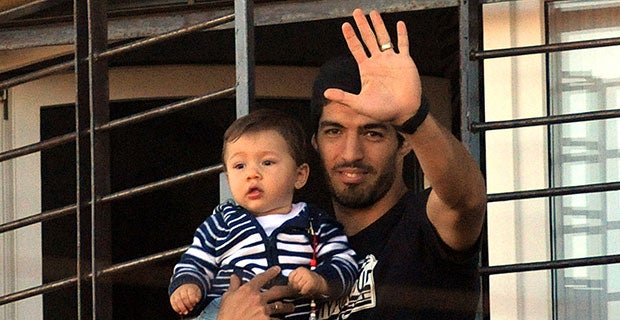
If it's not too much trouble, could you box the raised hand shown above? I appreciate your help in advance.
[324,9,423,126]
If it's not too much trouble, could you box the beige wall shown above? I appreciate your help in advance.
[484,0,551,319]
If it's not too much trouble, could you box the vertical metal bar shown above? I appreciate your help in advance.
[234,0,255,118]
[87,0,112,319]
[75,0,112,318]
[459,0,487,319]
[543,4,559,319]
[74,0,90,318]
[229,0,254,201]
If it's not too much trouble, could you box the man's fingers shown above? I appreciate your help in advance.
[396,21,409,53]
[267,301,296,316]
[369,10,392,51]
[341,23,367,63]
[228,273,241,291]
[351,8,379,53]
[262,284,299,302]
[245,266,281,291]
[324,87,359,111]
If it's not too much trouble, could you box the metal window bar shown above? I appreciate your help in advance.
[464,1,620,319]
[0,1,252,318]
[0,13,235,91]
[0,164,223,306]
[2,0,616,318]
[0,88,235,162]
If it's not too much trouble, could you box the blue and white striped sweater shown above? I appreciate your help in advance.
[169,201,358,319]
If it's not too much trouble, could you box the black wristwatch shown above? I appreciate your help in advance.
[395,95,429,134]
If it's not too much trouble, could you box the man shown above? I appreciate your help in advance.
[216,8,487,320]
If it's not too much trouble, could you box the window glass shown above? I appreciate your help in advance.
[547,1,620,319]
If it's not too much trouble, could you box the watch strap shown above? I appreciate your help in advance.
[395,95,429,134]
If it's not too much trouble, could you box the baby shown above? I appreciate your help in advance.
[169,108,358,319]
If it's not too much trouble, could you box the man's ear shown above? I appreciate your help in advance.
[311,134,318,151]
[399,139,413,157]
[294,163,310,189]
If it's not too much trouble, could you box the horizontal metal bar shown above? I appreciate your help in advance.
[480,254,620,275]
[97,245,188,278]
[0,131,75,162]
[0,86,235,163]
[471,36,620,60]
[99,87,235,131]
[487,181,620,202]
[0,203,77,234]
[0,0,68,23]
[0,13,234,90]
[0,274,78,306]
[96,12,235,60]
[471,109,620,132]
[98,163,224,204]
[0,0,458,50]
[0,163,223,234]
[0,244,187,306]
[0,60,74,91]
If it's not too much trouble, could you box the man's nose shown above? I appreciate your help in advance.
[341,134,364,162]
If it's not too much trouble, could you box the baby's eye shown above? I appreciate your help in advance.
[232,163,245,170]
[262,160,274,166]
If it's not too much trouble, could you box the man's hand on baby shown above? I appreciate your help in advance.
[288,267,329,297]
[170,283,202,315]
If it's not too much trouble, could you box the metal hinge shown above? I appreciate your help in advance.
[1,90,7,120]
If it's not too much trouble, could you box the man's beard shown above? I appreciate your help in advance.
[323,156,397,209]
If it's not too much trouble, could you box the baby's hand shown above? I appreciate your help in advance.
[288,267,329,297]
[170,283,202,315]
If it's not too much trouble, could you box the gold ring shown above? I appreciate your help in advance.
[380,42,393,52]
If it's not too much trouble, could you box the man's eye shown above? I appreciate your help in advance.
[365,131,384,139]
[324,128,341,136]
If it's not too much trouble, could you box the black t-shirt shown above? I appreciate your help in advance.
[318,189,480,320]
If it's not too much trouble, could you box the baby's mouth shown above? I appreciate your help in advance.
[247,186,263,199]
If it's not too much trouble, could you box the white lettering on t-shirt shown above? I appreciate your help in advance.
[318,254,377,320]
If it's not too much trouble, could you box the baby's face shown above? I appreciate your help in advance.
[224,129,307,216]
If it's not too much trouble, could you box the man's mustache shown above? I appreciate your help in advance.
[332,161,375,173]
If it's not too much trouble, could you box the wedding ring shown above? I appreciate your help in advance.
[380,42,393,52]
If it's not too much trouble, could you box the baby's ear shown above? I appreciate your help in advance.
[295,163,310,189]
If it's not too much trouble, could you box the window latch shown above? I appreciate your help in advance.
[1,90,7,120]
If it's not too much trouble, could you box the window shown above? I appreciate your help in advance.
[483,1,620,318]
[547,1,620,319]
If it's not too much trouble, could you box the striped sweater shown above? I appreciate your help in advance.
[169,200,358,319]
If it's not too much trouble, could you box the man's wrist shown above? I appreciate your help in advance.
[395,95,430,135]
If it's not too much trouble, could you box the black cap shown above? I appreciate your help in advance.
[310,54,360,133]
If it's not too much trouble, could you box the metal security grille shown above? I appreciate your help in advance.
[466,1,620,319]
[2,0,620,319]
[0,1,242,318]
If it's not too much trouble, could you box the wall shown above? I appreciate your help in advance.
[484,0,551,319]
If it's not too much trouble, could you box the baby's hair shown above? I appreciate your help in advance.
[222,108,308,166]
